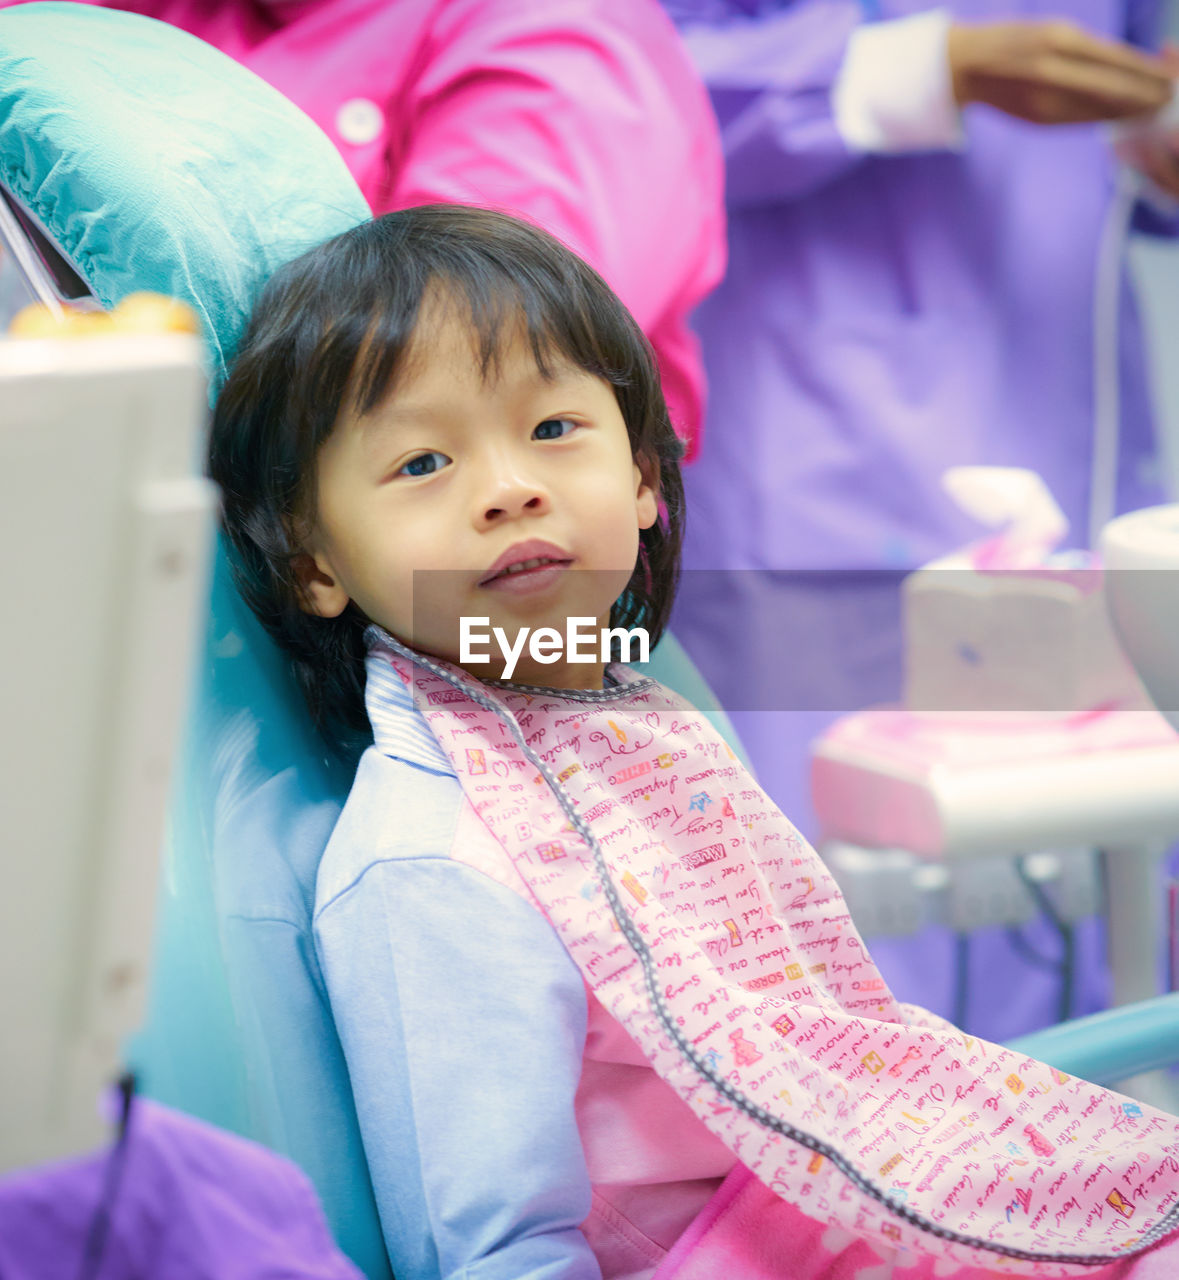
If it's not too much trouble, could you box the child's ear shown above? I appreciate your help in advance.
[634,454,660,531]
[292,551,350,618]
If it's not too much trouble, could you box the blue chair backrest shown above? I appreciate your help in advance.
[0,4,393,1271]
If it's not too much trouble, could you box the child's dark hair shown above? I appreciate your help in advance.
[209,204,685,751]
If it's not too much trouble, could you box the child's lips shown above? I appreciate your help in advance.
[478,555,574,595]
[478,539,574,591]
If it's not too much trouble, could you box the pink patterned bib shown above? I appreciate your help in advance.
[374,635,1179,1274]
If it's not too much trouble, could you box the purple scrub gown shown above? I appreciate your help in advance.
[0,1098,362,1278]
[663,0,1174,1037]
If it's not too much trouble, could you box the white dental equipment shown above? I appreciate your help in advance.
[0,187,102,320]
[0,215,215,1170]
[1102,502,1179,732]
[814,463,1179,1089]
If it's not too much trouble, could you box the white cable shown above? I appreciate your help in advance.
[1089,166,1139,550]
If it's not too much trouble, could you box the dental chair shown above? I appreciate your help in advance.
[6,3,1179,1270]
[3,4,1176,1275]
[0,5,749,1275]
[0,4,388,1271]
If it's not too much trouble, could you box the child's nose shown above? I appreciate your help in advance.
[476,471,550,525]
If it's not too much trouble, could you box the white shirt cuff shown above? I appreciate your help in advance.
[832,9,965,153]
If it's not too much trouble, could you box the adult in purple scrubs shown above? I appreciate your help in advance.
[662,1,1179,1032]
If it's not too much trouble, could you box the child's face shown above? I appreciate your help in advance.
[297,302,659,688]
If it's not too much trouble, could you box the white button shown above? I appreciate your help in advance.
[336,98,384,146]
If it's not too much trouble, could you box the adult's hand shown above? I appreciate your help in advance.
[947,20,1174,123]
[1113,42,1179,200]
[1126,130,1179,198]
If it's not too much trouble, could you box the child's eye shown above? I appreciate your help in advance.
[397,450,451,478]
[533,418,578,441]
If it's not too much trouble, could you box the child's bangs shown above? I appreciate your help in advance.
[344,253,623,421]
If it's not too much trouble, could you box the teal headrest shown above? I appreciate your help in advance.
[0,0,369,380]
[0,8,391,1270]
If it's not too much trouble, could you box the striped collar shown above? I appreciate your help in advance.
[363,647,454,776]
[363,627,628,772]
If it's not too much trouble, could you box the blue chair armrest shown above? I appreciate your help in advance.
[1007,993,1179,1085]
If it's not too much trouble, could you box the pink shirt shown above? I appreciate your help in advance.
[577,990,736,1277]
[52,0,725,452]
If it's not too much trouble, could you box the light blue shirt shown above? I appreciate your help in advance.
[312,657,603,1280]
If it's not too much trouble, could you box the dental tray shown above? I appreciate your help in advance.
[812,705,1179,859]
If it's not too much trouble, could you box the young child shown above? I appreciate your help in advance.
[210,205,1179,1280]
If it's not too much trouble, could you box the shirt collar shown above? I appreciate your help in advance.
[363,642,454,776]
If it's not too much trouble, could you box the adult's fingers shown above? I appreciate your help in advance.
[1135,134,1179,199]
[949,21,1175,122]
[1032,49,1173,118]
[1044,20,1173,88]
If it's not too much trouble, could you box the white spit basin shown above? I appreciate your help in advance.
[1101,503,1179,731]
